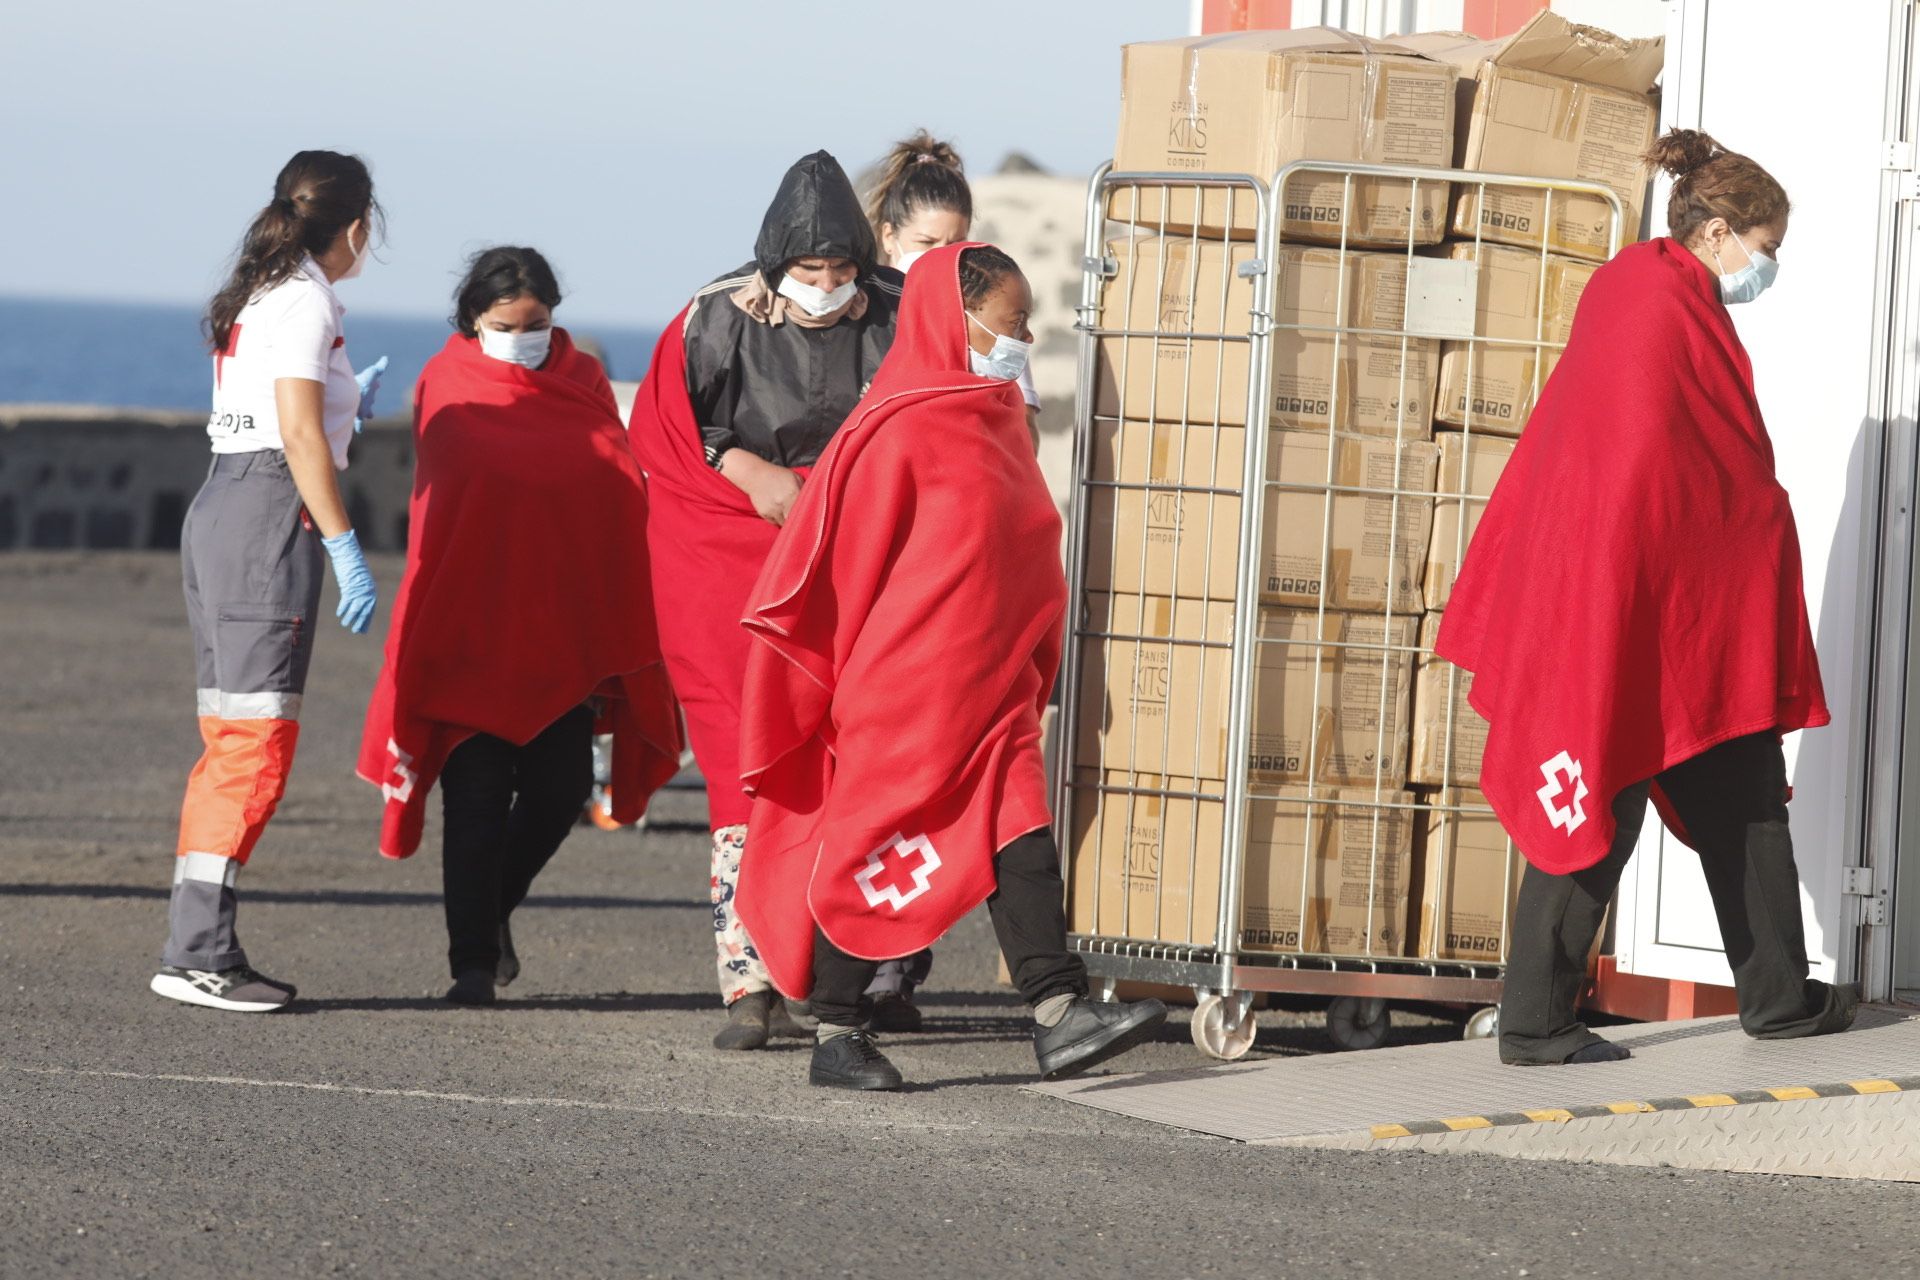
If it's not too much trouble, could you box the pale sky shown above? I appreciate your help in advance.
[3,0,1186,328]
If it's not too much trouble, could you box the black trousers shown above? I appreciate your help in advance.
[1500,732,1849,1064]
[438,705,595,978]
[810,827,1089,1027]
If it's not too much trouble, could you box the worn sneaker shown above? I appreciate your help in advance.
[713,990,771,1050]
[496,921,521,987]
[1034,998,1168,1081]
[150,964,295,1013]
[447,969,497,1006]
[809,1030,904,1091]
[869,991,925,1034]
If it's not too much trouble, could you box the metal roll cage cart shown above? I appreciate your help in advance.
[1057,159,1625,1058]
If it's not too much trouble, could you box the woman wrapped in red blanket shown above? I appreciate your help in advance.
[1437,132,1859,1065]
[358,247,680,1006]
[734,243,1167,1091]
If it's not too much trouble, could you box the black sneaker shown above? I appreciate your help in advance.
[1034,998,1168,1081]
[496,922,521,987]
[809,1030,904,1091]
[150,964,295,1013]
[446,969,497,1007]
[869,991,924,1034]
[713,990,771,1050]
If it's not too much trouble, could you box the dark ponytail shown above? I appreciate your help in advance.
[864,130,972,249]
[206,150,380,352]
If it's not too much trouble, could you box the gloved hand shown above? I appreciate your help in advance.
[353,355,389,434]
[321,529,378,633]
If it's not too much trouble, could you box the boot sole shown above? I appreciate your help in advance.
[1039,1004,1169,1081]
[150,973,289,1013]
[808,1069,904,1091]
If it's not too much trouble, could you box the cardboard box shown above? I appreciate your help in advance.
[1095,239,1435,437]
[1066,767,1225,946]
[1264,430,1438,612]
[1413,789,1520,962]
[1241,787,1414,957]
[1085,418,1244,601]
[1094,234,1260,429]
[1425,431,1515,610]
[1111,29,1456,244]
[1270,248,1439,437]
[1411,613,1488,788]
[1401,15,1663,262]
[1250,609,1417,789]
[1434,242,1597,433]
[1075,592,1235,779]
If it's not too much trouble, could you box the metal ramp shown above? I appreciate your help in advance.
[1029,1009,1920,1180]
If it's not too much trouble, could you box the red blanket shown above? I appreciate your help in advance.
[1436,238,1827,875]
[627,313,804,830]
[358,329,681,858]
[734,243,1065,997]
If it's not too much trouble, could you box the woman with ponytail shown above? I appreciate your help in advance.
[1437,130,1859,1065]
[151,150,388,1013]
[865,130,1042,450]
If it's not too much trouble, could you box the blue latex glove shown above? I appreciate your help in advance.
[353,355,389,434]
[321,529,378,633]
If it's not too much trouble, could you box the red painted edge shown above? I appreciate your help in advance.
[1463,0,1551,39]
[1583,955,1741,1022]
[1199,0,1292,32]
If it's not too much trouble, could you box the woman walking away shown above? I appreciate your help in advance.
[153,150,388,1013]
[735,244,1167,1091]
[866,129,1042,450]
[358,247,681,1006]
[630,151,903,1050]
[1437,130,1860,1066]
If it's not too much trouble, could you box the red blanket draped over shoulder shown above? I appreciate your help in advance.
[357,328,682,858]
[1436,238,1827,875]
[733,243,1066,998]
[626,311,803,830]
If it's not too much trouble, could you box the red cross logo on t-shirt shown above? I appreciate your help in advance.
[215,323,243,390]
[854,833,943,912]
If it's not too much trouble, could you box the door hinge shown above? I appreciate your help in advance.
[1884,141,1920,199]
[1843,867,1888,925]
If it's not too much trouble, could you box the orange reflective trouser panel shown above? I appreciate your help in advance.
[164,451,326,971]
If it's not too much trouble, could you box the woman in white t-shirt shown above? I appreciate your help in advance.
[151,150,388,1014]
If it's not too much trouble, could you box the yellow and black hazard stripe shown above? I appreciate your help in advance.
[1369,1075,1920,1141]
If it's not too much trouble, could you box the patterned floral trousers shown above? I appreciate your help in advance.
[709,824,771,1005]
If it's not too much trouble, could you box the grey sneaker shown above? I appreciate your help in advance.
[150,964,294,1013]
[713,991,771,1050]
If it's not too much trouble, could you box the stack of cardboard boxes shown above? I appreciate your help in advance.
[1070,15,1661,966]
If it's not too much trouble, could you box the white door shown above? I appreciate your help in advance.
[1613,0,1895,987]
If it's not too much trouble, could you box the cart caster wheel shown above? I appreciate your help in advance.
[1463,1005,1500,1041]
[1326,997,1391,1052]
[1190,993,1257,1061]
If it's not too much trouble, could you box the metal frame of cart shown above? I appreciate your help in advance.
[1056,158,1626,1058]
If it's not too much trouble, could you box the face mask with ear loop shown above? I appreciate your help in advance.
[966,311,1032,381]
[336,222,371,282]
[1714,230,1778,305]
[477,326,553,368]
[777,274,859,317]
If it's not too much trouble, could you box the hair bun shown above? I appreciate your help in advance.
[1645,128,1721,180]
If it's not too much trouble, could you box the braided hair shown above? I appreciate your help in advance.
[957,246,1021,309]
[864,130,972,249]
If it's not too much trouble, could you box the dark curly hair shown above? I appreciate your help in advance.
[957,245,1021,308]
[451,246,563,337]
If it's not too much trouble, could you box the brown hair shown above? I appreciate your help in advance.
[1645,129,1789,245]
[864,130,971,248]
[206,150,382,352]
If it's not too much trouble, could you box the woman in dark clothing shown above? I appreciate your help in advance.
[630,151,903,1050]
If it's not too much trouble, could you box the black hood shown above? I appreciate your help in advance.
[753,150,877,288]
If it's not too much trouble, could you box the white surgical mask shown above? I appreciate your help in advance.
[1714,231,1777,305]
[966,311,1032,381]
[338,223,370,282]
[894,249,927,274]
[478,326,552,368]
[777,273,859,317]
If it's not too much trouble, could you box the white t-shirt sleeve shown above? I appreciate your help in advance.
[1016,363,1040,410]
[261,285,337,383]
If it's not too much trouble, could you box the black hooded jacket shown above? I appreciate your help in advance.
[684,151,903,469]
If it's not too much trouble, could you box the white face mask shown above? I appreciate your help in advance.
[778,273,859,317]
[1713,231,1779,305]
[894,249,927,274]
[337,223,369,282]
[478,326,552,368]
[966,311,1032,381]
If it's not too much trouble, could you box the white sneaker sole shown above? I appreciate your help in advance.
[149,972,289,1013]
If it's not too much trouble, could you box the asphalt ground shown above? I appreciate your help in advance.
[3,552,1918,1279]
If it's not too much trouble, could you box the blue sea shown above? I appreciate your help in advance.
[0,295,663,411]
